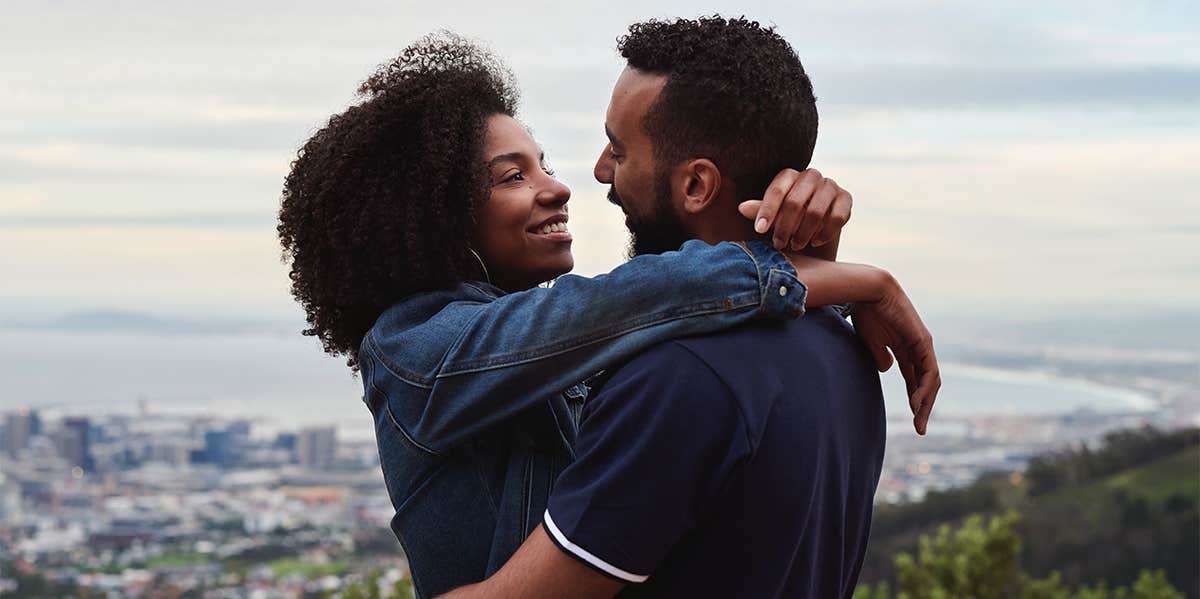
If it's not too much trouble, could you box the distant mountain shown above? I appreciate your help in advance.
[1,310,296,336]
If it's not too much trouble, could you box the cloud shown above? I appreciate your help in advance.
[0,212,274,229]
[819,64,1200,110]
[0,142,287,182]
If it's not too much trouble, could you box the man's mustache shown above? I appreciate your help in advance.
[607,187,623,208]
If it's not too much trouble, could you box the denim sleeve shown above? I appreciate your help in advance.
[364,239,805,455]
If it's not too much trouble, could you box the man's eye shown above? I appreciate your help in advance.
[608,149,622,162]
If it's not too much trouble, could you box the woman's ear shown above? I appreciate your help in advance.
[678,158,722,215]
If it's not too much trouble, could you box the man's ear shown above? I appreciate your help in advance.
[676,158,722,215]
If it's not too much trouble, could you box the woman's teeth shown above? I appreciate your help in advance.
[535,222,568,235]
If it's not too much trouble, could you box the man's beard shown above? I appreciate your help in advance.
[608,174,690,258]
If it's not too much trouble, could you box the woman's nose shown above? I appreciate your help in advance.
[537,176,571,206]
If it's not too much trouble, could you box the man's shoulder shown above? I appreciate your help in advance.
[597,337,732,399]
[674,306,862,372]
[601,306,860,390]
[585,338,740,433]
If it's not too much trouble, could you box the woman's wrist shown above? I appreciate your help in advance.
[786,254,894,306]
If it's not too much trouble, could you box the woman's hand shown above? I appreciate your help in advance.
[850,276,940,436]
[737,168,851,255]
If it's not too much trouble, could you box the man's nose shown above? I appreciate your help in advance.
[594,146,614,183]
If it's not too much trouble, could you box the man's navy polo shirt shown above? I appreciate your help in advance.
[543,307,887,598]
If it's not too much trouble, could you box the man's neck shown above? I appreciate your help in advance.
[689,204,765,246]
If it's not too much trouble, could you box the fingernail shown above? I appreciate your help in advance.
[756,218,768,234]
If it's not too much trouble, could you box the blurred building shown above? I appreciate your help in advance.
[296,427,337,471]
[57,417,94,472]
[200,430,238,468]
[4,408,41,459]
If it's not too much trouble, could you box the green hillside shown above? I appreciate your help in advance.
[861,427,1200,597]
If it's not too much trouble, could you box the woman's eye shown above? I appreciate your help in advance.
[542,165,556,177]
[500,171,525,184]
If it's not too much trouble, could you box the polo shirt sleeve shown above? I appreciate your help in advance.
[543,341,751,583]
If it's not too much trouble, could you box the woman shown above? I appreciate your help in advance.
[278,35,937,598]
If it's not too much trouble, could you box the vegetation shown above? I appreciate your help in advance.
[269,557,351,578]
[333,571,415,599]
[860,427,1199,597]
[1,560,91,598]
[854,511,1185,599]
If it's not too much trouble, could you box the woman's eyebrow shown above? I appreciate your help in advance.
[487,152,525,167]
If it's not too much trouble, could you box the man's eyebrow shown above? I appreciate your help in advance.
[604,125,623,149]
[486,151,545,167]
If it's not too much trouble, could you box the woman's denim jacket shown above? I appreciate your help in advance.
[358,240,807,598]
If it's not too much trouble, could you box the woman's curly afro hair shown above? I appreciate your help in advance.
[278,33,518,370]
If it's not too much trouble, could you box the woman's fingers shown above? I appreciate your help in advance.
[811,188,852,247]
[851,309,896,372]
[870,343,895,373]
[752,168,805,235]
[790,177,838,251]
[900,356,919,415]
[738,200,762,222]
[911,342,941,435]
[913,371,940,436]
[769,169,821,249]
[893,328,940,434]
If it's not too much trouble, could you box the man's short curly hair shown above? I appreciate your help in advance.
[618,16,818,197]
[277,33,517,369]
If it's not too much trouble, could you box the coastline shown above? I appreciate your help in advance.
[943,361,1160,411]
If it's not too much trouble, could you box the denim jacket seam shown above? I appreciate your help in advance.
[439,291,760,377]
[376,381,444,457]
[366,330,437,389]
[467,444,501,518]
[733,241,777,315]
[390,458,456,515]
[379,391,446,456]
[519,453,534,536]
[545,400,577,461]
[733,240,762,271]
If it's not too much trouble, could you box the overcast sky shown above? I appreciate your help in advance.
[2,0,1197,326]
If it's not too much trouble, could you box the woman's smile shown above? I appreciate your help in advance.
[527,214,572,242]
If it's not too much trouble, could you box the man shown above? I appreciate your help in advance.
[441,17,906,598]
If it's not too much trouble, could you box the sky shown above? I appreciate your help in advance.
[2,0,1197,331]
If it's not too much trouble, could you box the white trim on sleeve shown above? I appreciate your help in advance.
[543,509,650,583]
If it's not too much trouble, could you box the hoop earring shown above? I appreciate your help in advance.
[468,248,492,285]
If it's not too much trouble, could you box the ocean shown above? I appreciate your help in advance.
[0,330,1155,442]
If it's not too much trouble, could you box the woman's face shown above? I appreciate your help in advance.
[473,114,574,291]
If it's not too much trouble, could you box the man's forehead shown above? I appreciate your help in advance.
[608,67,667,125]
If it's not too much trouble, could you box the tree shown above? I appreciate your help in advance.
[335,572,415,599]
[854,512,1185,599]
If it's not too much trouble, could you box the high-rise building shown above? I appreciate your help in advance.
[57,417,94,472]
[296,426,337,471]
[4,408,41,459]
[202,429,237,468]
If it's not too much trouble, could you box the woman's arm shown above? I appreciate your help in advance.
[363,239,804,456]
[364,240,939,455]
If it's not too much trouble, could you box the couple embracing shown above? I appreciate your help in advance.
[279,16,940,599]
